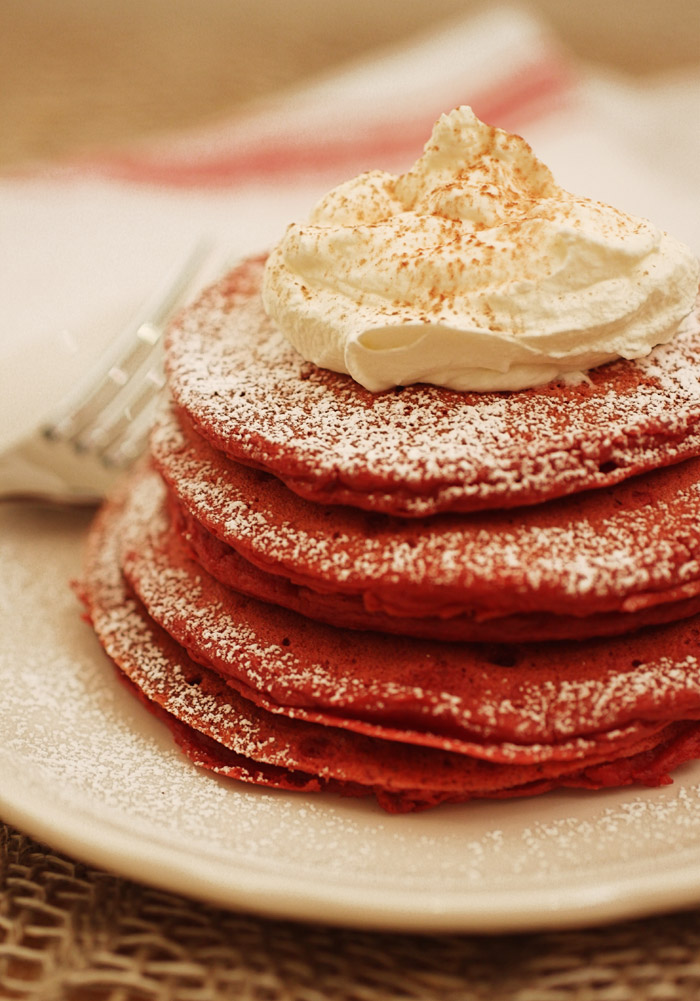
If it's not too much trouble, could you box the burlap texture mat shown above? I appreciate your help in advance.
[3,817,700,1001]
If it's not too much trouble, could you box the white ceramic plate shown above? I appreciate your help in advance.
[3,500,700,934]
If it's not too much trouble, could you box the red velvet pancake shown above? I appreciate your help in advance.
[165,257,700,517]
[121,464,700,759]
[76,464,700,811]
[173,504,700,643]
[151,403,700,642]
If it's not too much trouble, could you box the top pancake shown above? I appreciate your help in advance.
[165,257,700,516]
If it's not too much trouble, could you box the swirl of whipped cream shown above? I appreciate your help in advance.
[262,106,699,392]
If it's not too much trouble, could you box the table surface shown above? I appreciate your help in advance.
[3,3,700,999]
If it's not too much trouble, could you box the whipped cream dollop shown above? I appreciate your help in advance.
[262,106,699,392]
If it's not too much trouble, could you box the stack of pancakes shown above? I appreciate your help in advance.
[78,257,700,812]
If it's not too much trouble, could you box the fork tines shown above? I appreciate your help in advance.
[43,242,211,469]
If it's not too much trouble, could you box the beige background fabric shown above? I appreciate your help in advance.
[1,0,699,169]
[3,3,700,998]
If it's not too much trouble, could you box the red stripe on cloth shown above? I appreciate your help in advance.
[76,56,577,188]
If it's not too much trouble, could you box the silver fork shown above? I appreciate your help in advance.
[0,242,212,505]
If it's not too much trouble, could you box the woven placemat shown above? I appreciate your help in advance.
[3,819,700,1001]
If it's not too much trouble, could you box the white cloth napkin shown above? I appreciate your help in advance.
[1,3,699,462]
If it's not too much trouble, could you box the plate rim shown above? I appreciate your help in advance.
[3,744,700,934]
